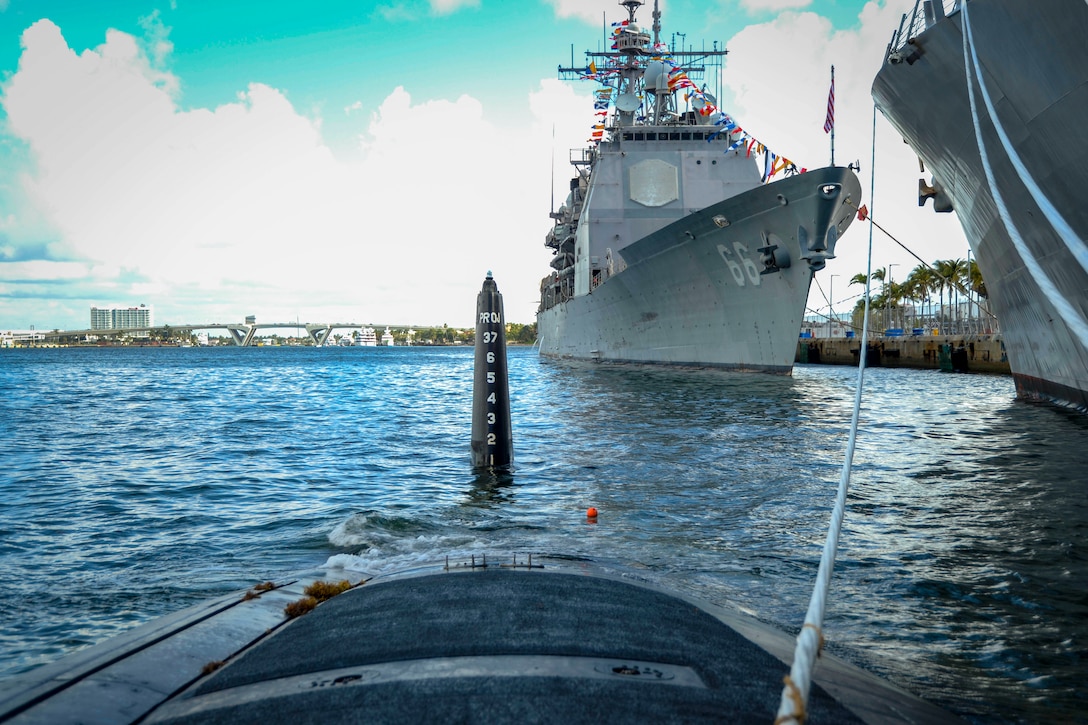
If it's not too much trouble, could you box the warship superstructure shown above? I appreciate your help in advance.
[872,0,1088,411]
[537,0,861,372]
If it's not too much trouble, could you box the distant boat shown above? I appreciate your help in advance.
[356,327,377,347]
[381,327,395,346]
[872,0,1088,411]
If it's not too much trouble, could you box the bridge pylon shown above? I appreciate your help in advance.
[306,325,333,347]
[224,325,256,346]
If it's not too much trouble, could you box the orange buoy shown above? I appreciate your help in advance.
[586,507,598,519]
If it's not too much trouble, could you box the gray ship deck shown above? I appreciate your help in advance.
[0,564,962,723]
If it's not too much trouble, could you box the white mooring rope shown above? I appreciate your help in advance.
[773,105,879,725]
[777,3,1088,719]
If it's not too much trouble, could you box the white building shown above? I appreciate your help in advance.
[90,305,154,335]
[1,330,47,347]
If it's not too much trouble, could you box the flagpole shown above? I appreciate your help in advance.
[829,65,835,167]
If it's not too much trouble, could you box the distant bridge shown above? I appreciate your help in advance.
[43,323,407,347]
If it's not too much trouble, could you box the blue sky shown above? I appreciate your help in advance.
[0,0,968,330]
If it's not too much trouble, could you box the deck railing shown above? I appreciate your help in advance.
[886,0,961,58]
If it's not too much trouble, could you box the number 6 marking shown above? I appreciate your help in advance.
[717,242,762,287]
[717,244,745,286]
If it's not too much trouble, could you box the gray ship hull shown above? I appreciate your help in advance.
[872,0,1088,410]
[538,166,862,372]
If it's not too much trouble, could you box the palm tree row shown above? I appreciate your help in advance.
[847,258,994,335]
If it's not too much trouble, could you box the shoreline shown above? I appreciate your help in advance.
[797,335,1010,374]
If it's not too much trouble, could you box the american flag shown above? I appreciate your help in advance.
[823,75,835,133]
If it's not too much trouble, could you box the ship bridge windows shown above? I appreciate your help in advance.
[621,131,716,142]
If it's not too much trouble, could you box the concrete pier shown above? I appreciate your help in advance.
[797,335,1010,374]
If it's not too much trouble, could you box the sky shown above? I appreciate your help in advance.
[0,0,971,331]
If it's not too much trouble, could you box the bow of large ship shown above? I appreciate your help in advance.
[537,0,861,372]
[872,0,1088,411]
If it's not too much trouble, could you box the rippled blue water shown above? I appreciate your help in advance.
[1,346,1085,722]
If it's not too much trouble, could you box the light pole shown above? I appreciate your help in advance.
[887,263,899,332]
[966,247,973,334]
[828,274,839,339]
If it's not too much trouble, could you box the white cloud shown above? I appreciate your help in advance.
[0,19,575,327]
[719,2,971,315]
[137,10,175,79]
[429,0,481,15]
[6,23,341,288]
[545,0,657,25]
[739,0,812,12]
[0,260,90,281]
[0,2,973,331]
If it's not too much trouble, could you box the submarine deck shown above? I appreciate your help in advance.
[0,563,963,723]
[140,567,957,724]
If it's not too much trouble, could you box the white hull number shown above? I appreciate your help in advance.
[716,242,761,286]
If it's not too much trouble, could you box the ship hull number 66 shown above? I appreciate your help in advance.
[716,242,761,286]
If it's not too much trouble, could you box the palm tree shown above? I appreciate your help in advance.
[898,271,922,330]
[933,260,951,333]
[885,280,907,331]
[905,265,939,331]
[850,269,888,332]
[966,258,994,331]
[947,258,967,333]
[933,259,966,333]
[967,259,987,299]
[902,267,924,330]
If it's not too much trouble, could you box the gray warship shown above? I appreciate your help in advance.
[537,0,861,372]
[872,0,1088,411]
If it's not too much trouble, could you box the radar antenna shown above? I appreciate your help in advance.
[619,0,643,24]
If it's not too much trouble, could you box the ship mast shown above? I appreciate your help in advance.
[556,0,728,130]
[612,1,651,128]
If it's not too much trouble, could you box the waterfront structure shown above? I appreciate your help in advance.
[537,0,861,372]
[1,330,47,347]
[356,327,377,346]
[90,304,153,338]
[872,0,1088,410]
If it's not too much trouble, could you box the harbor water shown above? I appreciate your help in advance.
[1,346,1085,723]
